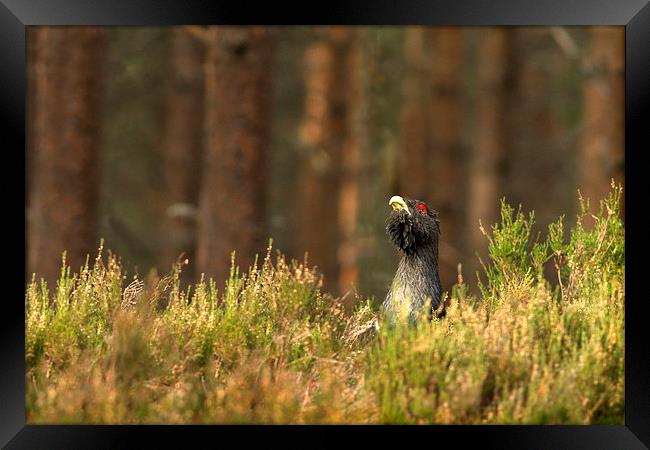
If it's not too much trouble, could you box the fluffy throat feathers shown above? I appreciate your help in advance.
[385,195,440,259]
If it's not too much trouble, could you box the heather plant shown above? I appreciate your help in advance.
[366,182,624,424]
[26,184,624,424]
[26,241,376,423]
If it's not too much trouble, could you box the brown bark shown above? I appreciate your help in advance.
[429,27,465,291]
[159,28,205,281]
[197,27,274,283]
[296,28,352,293]
[506,28,567,230]
[467,28,511,268]
[579,26,624,219]
[398,27,431,201]
[337,31,364,297]
[27,27,107,286]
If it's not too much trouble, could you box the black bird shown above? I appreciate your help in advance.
[383,195,442,324]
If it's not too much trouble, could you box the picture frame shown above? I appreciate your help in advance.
[2,0,648,447]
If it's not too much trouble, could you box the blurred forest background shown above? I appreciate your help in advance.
[25,26,624,304]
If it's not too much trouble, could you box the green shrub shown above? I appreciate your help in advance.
[26,184,624,424]
[365,181,624,424]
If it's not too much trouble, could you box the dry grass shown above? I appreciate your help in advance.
[26,184,624,424]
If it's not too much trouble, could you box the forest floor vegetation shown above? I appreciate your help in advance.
[26,184,624,424]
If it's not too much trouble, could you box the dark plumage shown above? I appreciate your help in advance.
[383,195,442,324]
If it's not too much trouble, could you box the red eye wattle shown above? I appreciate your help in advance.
[416,204,427,215]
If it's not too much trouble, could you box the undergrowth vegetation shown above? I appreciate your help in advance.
[26,183,624,424]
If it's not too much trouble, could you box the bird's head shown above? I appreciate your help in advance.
[386,195,440,255]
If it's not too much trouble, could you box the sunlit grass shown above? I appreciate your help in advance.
[26,183,624,424]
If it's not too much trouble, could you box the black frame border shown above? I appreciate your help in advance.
[2,1,648,448]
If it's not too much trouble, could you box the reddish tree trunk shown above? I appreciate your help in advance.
[399,28,466,291]
[337,30,364,298]
[197,27,274,283]
[28,27,107,286]
[296,28,353,293]
[429,27,465,291]
[159,28,205,281]
[506,28,568,231]
[579,26,624,219]
[467,28,511,275]
[398,27,431,201]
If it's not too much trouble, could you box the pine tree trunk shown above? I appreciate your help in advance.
[296,28,351,293]
[398,27,431,201]
[506,28,567,230]
[27,27,107,286]
[429,27,465,291]
[197,27,274,283]
[159,28,205,281]
[337,30,364,298]
[467,28,511,274]
[580,26,624,219]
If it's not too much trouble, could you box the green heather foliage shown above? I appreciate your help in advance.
[26,184,624,424]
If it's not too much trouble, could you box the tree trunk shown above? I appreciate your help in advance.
[429,27,465,291]
[296,28,351,293]
[506,28,568,232]
[159,28,205,282]
[579,26,624,219]
[197,27,274,284]
[337,30,364,298]
[467,28,511,275]
[398,27,431,201]
[27,27,107,286]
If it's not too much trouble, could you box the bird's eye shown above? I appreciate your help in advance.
[416,204,428,215]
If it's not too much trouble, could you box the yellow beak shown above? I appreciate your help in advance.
[389,195,411,215]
